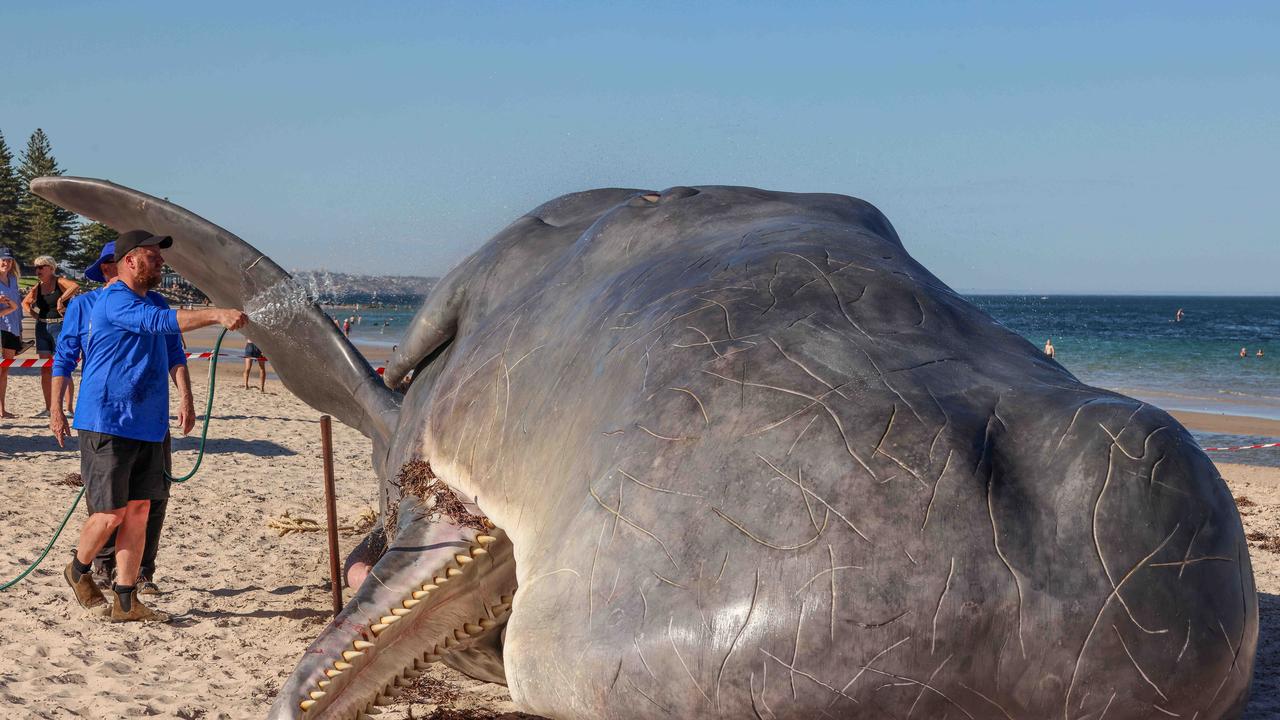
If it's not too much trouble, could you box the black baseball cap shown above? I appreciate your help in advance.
[113,230,173,261]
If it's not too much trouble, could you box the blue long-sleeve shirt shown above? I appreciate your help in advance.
[52,289,97,378]
[74,281,186,442]
[0,275,21,335]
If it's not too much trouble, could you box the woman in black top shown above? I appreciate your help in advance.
[22,255,79,417]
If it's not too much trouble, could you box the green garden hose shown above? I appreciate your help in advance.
[0,328,228,591]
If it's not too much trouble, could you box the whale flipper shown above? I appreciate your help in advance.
[30,176,399,444]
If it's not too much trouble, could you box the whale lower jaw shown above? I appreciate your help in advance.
[269,526,518,720]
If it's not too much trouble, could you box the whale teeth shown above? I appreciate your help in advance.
[421,583,439,591]
[447,568,463,577]
[424,653,441,662]
[370,623,389,635]
[374,694,394,706]
[300,699,316,711]
[455,554,473,564]
[403,598,421,608]
[491,602,511,614]
[464,622,484,635]
[479,618,498,629]
[434,576,448,584]
[391,607,413,616]
[411,590,430,600]
[476,534,497,545]
[364,707,383,715]
[471,546,489,556]
[324,668,342,678]
[317,680,330,689]
[443,635,458,648]
[379,615,402,625]
[334,661,352,671]
[309,690,326,700]
[383,686,404,698]
[454,628,471,641]
[353,640,375,650]
[501,594,514,604]
[342,650,364,662]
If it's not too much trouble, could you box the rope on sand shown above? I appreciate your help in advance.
[267,508,378,537]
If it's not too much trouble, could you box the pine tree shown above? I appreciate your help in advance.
[0,131,24,257]
[69,221,118,274]
[17,128,76,263]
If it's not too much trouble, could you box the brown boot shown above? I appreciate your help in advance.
[64,562,107,611]
[109,589,170,623]
[137,576,161,595]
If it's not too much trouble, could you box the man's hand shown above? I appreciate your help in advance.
[178,399,196,435]
[50,409,71,448]
[217,309,249,331]
[56,299,67,315]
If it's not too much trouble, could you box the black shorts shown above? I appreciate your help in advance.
[36,320,62,354]
[80,430,171,513]
[243,341,263,359]
[0,330,19,352]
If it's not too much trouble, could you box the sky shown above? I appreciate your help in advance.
[3,2,1277,294]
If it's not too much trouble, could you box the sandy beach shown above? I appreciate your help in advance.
[0,341,1277,718]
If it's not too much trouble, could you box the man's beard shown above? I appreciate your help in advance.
[136,266,162,290]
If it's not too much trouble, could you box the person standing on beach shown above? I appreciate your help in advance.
[55,241,174,593]
[52,230,246,621]
[242,338,267,392]
[0,247,24,420]
[1043,338,1055,359]
[22,255,80,417]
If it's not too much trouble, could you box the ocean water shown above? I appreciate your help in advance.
[330,307,419,349]
[969,295,1279,423]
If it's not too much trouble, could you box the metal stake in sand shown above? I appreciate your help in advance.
[320,415,343,618]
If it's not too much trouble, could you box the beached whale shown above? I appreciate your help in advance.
[33,178,1257,719]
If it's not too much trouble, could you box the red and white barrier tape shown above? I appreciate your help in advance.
[1203,442,1280,452]
[0,352,388,375]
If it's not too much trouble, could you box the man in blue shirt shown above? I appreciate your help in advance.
[54,241,174,595]
[51,230,246,622]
